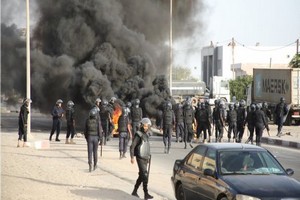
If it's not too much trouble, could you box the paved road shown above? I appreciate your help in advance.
[1,112,300,200]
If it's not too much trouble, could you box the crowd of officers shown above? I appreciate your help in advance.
[166,96,287,151]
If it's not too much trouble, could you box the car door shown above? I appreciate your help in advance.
[181,146,207,199]
[196,148,218,200]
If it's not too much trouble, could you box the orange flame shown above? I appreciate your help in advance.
[112,104,122,133]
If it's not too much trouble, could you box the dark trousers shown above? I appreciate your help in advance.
[175,122,184,141]
[87,135,99,165]
[50,119,62,140]
[184,123,193,143]
[277,117,284,133]
[132,121,140,136]
[119,132,129,153]
[215,120,224,140]
[18,125,27,142]
[101,120,109,143]
[134,157,149,193]
[247,125,255,142]
[163,124,173,148]
[255,126,263,146]
[227,122,237,139]
[196,123,208,139]
[237,122,245,141]
[66,122,75,139]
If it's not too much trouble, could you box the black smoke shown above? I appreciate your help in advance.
[1,0,204,125]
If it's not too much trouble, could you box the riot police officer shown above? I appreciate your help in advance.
[99,99,112,145]
[212,100,226,142]
[174,102,184,143]
[236,99,247,142]
[183,98,195,148]
[254,103,269,146]
[226,103,237,142]
[245,103,256,144]
[118,106,132,159]
[131,99,143,137]
[49,99,64,142]
[161,101,175,154]
[84,107,102,172]
[17,98,31,147]
[205,99,213,142]
[195,102,210,143]
[130,118,153,200]
[274,97,288,136]
[65,100,76,144]
[108,97,117,140]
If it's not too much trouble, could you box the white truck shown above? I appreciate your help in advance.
[209,76,231,103]
[171,81,209,104]
[250,68,300,125]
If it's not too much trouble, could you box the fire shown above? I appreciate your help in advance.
[112,104,122,136]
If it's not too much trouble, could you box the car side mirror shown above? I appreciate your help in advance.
[204,168,215,178]
[286,168,294,176]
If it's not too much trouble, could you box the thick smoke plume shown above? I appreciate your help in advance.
[1,0,203,125]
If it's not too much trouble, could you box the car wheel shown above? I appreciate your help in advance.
[176,183,185,200]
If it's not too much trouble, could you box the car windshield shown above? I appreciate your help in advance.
[218,150,286,175]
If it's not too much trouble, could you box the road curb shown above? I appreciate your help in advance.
[261,137,300,149]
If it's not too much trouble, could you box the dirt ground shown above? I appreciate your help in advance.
[1,131,149,200]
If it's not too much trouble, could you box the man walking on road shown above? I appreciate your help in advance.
[49,99,64,142]
[17,98,31,147]
[130,118,153,200]
[275,97,288,137]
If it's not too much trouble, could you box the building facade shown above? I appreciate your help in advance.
[201,44,297,86]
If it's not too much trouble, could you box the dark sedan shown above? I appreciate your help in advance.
[171,143,300,200]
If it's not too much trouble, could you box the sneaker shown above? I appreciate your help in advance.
[55,139,60,142]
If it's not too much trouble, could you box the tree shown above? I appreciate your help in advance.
[229,75,253,101]
[172,66,197,81]
[289,54,300,68]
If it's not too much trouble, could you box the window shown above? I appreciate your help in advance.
[186,146,207,170]
[202,149,216,171]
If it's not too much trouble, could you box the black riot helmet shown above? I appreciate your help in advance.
[280,97,285,103]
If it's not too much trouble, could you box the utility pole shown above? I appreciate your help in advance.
[26,0,31,134]
[231,37,235,79]
[169,0,173,96]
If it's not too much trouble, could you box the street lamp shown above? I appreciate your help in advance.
[26,0,31,134]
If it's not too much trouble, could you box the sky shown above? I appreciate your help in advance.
[174,0,300,78]
[2,0,300,78]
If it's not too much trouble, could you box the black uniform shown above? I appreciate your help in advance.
[130,128,152,199]
[84,114,102,172]
[174,103,184,142]
[183,102,195,148]
[236,106,247,142]
[212,105,226,142]
[195,103,210,142]
[245,105,256,144]
[131,105,143,136]
[49,104,64,141]
[161,105,175,153]
[226,107,237,141]
[274,100,288,135]
[65,106,75,141]
[99,103,111,145]
[205,101,213,140]
[254,108,269,146]
[18,103,29,142]
[118,111,131,158]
